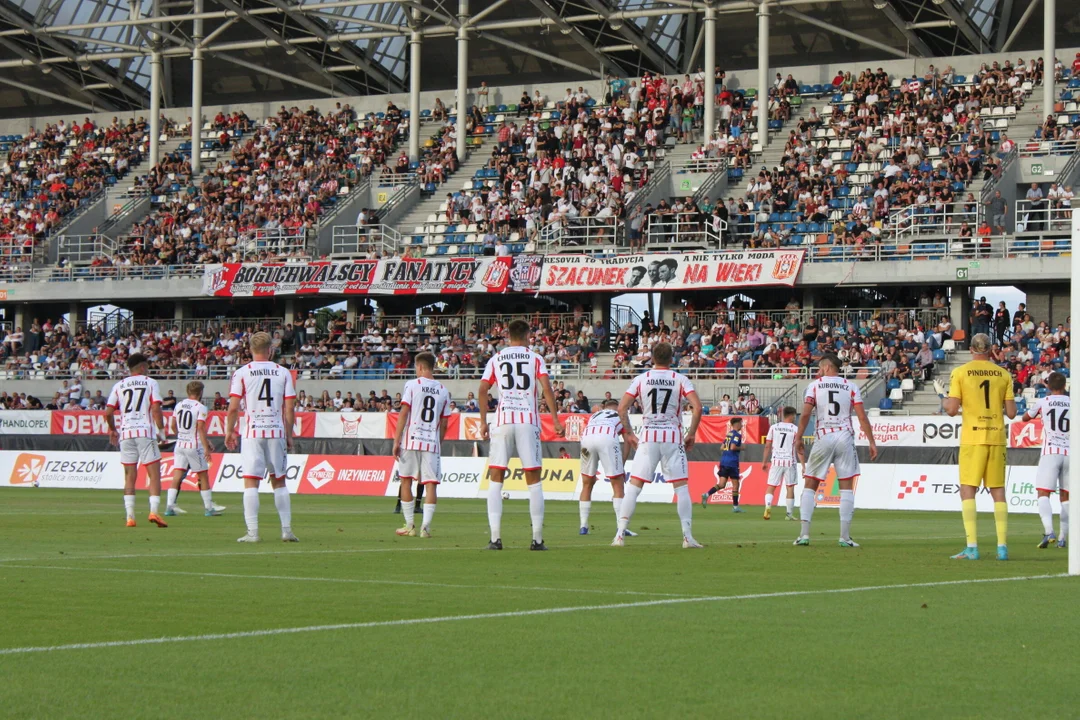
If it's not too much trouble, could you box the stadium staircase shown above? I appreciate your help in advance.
[884,349,974,416]
[397,144,490,236]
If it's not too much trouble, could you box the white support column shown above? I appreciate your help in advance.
[191,0,204,175]
[408,7,421,163]
[757,0,769,149]
[149,0,162,168]
[456,0,469,163]
[68,301,81,336]
[1070,206,1079,575]
[703,3,716,148]
[1043,0,1055,123]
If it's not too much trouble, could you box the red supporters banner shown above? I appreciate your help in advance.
[535,414,766,443]
[202,257,512,297]
[136,451,225,491]
[539,250,804,293]
[54,411,316,438]
[297,455,395,495]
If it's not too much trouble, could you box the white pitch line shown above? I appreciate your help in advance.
[0,573,1068,657]
[3,564,697,598]
[0,534,967,565]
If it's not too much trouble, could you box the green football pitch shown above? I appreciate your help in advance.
[0,488,1076,719]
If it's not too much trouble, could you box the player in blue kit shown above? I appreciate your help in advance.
[701,417,744,512]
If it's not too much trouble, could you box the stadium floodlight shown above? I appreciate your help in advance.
[931,0,946,4]
[609,18,623,30]
[872,0,889,8]
[329,43,342,52]
[79,61,91,70]
[285,43,298,55]
[40,65,52,74]
[1071,209,1079,575]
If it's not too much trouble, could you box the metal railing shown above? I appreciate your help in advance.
[318,176,372,230]
[0,237,34,263]
[889,205,979,238]
[537,216,622,253]
[624,162,670,217]
[711,383,798,412]
[1014,200,1075,232]
[673,307,941,333]
[611,365,883,381]
[1018,139,1080,157]
[56,233,116,265]
[235,227,313,259]
[105,317,286,336]
[800,235,1071,262]
[674,156,729,174]
[377,169,418,187]
[645,216,725,250]
[331,224,401,258]
[979,144,1017,215]
[0,264,205,284]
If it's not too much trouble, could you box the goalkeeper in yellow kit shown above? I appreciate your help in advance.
[943,333,1017,560]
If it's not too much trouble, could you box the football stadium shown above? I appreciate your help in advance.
[0,0,1079,716]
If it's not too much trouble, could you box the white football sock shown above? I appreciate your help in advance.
[273,486,292,531]
[149,495,160,515]
[1060,501,1069,541]
[487,481,503,542]
[529,482,545,543]
[674,484,694,539]
[786,496,795,515]
[612,496,622,526]
[167,488,179,508]
[579,500,591,528]
[123,495,135,520]
[1038,496,1054,534]
[800,488,817,537]
[617,484,641,536]
[243,487,259,534]
[764,491,774,508]
[401,496,415,528]
[839,489,855,540]
[422,503,436,530]
[200,489,213,510]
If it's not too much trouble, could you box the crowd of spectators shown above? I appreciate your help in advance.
[0,116,162,262]
[88,102,404,268]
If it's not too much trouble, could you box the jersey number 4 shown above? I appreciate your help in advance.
[257,378,273,408]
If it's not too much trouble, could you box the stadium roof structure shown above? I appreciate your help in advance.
[0,0,1075,118]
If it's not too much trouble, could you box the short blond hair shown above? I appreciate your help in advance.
[186,380,205,398]
[249,332,272,355]
[970,333,992,354]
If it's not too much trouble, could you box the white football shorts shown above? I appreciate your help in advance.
[630,441,689,483]
[173,446,209,473]
[488,423,542,471]
[804,430,860,481]
[398,449,442,484]
[767,464,799,487]
[120,437,161,466]
[241,437,288,480]
[580,434,624,479]
[1035,454,1069,492]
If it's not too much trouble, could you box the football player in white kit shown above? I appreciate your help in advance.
[794,354,878,547]
[479,319,564,551]
[392,352,452,538]
[225,332,298,543]
[614,342,704,548]
[1020,371,1069,549]
[577,399,636,536]
[105,353,168,528]
[761,406,800,521]
[165,381,224,517]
